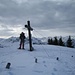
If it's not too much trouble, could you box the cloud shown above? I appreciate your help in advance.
[0,0,75,37]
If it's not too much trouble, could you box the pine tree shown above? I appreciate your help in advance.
[48,38,53,45]
[50,38,53,45]
[48,38,51,45]
[66,36,73,48]
[59,37,64,46]
[53,37,58,45]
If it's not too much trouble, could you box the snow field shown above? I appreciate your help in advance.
[0,42,75,75]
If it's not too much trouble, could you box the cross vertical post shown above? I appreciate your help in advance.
[25,20,33,51]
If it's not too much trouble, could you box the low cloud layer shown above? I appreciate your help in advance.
[0,0,75,38]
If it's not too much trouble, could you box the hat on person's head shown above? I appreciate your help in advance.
[21,32,25,35]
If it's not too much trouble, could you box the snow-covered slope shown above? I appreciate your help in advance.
[0,38,75,75]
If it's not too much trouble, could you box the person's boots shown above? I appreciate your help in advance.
[22,43,25,49]
[18,44,21,49]
[18,47,21,49]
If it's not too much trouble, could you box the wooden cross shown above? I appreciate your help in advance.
[25,21,33,51]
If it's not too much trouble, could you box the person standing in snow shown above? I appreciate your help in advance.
[18,32,25,49]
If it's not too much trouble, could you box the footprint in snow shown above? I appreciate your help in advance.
[44,64,47,67]
[53,68,57,71]
[43,61,46,63]
[51,73,55,75]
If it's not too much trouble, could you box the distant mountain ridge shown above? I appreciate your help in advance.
[0,36,75,48]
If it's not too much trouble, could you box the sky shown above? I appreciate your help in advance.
[0,0,75,38]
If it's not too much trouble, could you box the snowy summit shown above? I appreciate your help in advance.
[0,37,75,75]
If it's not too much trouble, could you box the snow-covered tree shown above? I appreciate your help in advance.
[59,37,64,46]
[48,38,53,45]
[53,37,58,45]
[66,36,73,48]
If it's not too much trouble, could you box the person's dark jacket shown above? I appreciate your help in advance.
[19,32,25,41]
